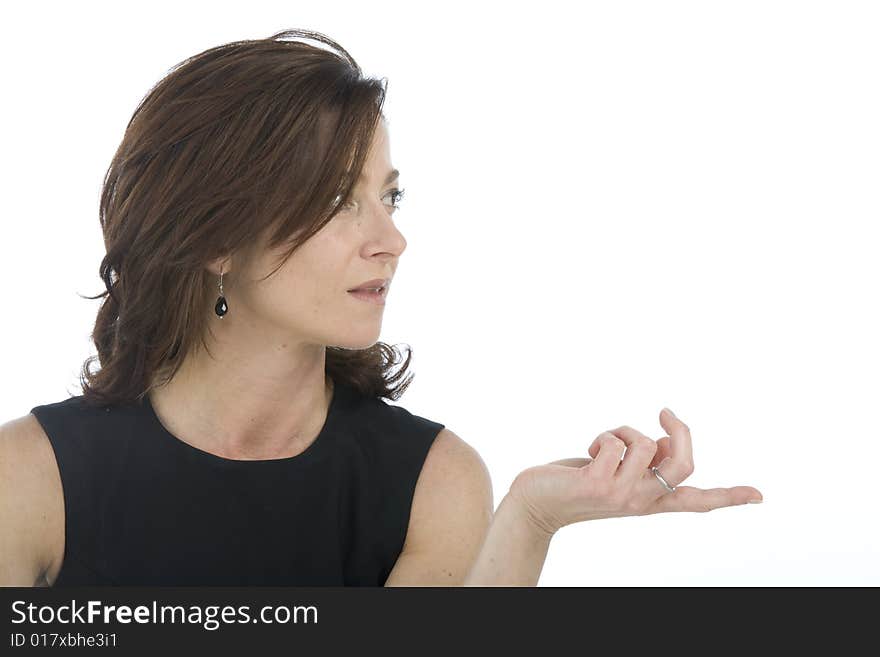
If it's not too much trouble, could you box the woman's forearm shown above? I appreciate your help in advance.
[462,491,556,586]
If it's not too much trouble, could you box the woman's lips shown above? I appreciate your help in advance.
[347,286,387,305]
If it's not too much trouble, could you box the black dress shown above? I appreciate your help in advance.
[28,380,445,586]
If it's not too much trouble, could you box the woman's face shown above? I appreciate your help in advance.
[227,120,407,351]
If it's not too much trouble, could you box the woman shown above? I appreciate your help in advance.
[0,28,762,587]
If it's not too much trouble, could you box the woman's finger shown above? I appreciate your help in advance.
[606,425,658,486]
[649,436,672,469]
[589,432,627,478]
[648,485,764,514]
[656,408,695,487]
[546,457,592,468]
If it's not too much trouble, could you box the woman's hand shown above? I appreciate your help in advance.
[507,408,763,537]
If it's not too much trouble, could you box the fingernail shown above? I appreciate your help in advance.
[663,407,676,419]
[748,499,763,504]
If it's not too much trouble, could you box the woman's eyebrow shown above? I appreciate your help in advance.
[358,169,400,185]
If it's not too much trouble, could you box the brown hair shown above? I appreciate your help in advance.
[77,28,414,408]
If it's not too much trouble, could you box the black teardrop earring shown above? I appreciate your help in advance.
[214,269,228,318]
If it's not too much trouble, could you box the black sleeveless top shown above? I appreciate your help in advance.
[28,381,445,586]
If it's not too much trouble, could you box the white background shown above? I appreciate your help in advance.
[1,1,877,585]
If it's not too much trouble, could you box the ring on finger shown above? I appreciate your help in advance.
[651,466,676,493]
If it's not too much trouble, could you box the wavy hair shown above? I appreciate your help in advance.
[77,28,414,408]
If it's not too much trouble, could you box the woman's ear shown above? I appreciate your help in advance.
[205,256,233,278]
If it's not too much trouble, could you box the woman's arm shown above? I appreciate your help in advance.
[384,428,496,586]
[384,427,555,587]
[0,415,63,586]
[462,491,554,587]
[386,409,762,587]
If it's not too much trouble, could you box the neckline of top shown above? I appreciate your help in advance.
[139,380,348,466]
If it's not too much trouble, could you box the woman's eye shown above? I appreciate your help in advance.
[333,188,406,214]
[384,187,406,211]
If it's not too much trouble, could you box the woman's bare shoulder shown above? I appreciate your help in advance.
[0,413,65,586]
